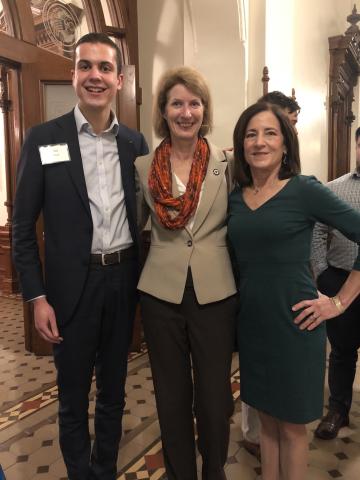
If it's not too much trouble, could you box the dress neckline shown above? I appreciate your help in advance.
[241,176,296,212]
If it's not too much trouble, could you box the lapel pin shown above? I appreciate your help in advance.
[213,168,220,176]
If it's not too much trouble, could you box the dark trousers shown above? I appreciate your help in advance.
[317,266,360,416]
[140,274,237,480]
[53,258,138,480]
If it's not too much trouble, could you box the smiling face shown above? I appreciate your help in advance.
[244,111,287,175]
[72,42,123,117]
[164,84,204,142]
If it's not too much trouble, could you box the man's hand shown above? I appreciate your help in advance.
[33,297,63,344]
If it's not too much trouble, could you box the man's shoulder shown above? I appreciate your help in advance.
[327,172,354,187]
[326,172,360,203]
[117,122,144,141]
[117,123,148,156]
[27,110,75,137]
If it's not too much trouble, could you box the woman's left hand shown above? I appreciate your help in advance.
[292,292,341,331]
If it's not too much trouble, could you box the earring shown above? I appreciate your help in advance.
[282,152,288,165]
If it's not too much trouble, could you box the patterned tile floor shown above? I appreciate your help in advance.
[0,295,360,479]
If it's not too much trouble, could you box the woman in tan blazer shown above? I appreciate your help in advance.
[135,67,237,480]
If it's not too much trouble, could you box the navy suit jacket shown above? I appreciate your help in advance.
[12,110,148,326]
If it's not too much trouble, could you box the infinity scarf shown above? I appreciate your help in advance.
[148,137,209,230]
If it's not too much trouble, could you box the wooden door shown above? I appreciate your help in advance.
[21,50,74,355]
[20,50,138,355]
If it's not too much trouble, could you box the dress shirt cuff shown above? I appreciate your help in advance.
[28,295,46,303]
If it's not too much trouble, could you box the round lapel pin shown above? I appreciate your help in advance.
[213,168,220,176]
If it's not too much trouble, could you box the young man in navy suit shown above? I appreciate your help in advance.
[12,33,148,480]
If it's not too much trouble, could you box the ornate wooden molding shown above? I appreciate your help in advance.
[260,66,297,101]
[262,66,269,95]
[328,4,360,180]
[0,63,19,294]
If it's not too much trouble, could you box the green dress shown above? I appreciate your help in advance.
[227,175,360,423]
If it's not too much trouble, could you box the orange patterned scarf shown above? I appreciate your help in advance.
[148,137,210,230]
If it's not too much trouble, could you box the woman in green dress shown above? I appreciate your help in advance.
[227,102,360,480]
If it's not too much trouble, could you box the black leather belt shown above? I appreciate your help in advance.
[90,246,136,266]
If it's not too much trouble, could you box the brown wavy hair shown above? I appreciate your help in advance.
[233,102,301,187]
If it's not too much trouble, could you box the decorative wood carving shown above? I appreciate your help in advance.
[0,63,19,295]
[328,4,360,180]
[261,66,297,100]
[82,0,141,129]
[262,66,269,95]
[31,1,84,59]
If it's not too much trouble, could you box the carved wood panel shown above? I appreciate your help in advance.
[0,62,20,295]
[328,6,360,180]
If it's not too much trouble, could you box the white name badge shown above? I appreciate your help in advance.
[38,143,70,165]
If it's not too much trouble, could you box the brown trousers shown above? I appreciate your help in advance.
[140,273,237,480]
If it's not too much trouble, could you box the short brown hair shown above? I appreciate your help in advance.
[73,33,122,74]
[233,102,300,186]
[153,66,213,138]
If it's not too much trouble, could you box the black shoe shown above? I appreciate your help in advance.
[314,411,349,440]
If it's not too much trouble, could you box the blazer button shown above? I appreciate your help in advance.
[187,240,193,247]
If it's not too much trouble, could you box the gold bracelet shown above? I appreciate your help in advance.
[331,295,345,314]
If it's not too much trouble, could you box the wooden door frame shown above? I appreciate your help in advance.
[328,6,360,180]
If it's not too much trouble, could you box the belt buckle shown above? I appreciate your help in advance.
[101,251,121,266]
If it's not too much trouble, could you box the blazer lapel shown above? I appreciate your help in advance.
[57,112,91,219]
[192,144,228,234]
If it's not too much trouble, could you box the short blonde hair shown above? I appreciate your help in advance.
[153,66,213,138]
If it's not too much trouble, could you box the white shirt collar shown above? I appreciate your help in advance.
[74,104,119,136]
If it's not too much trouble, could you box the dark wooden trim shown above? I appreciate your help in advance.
[110,1,141,126]
[0,32,38,64]
[2,0,15,37]
[0,226,19,294]
[118,64,137,130]
[10,0,36,44]
[328,34,360,179]
[82,0,106,32]
[104,26,126,38]
[0,65,21,295]
[262,66,269,95]
[328,7,360,180]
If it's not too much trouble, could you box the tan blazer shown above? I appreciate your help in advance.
[135,141,237,305]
